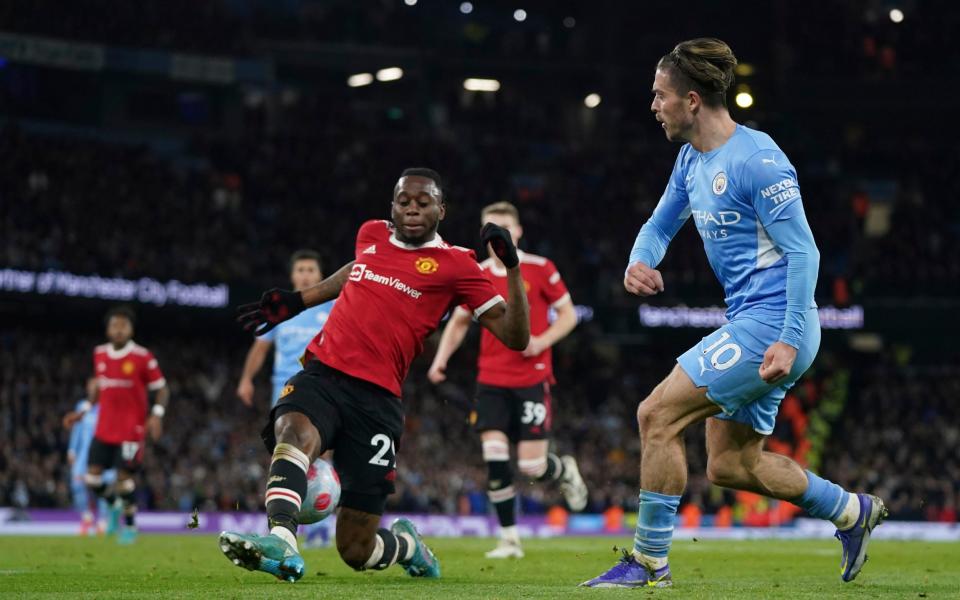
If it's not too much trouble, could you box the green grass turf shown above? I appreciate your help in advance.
[0,535,956,599]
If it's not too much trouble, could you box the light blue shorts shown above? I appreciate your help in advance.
[676,309,820,435]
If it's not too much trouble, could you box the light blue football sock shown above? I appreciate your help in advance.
[794,470,849,521]
[633,489,681,558]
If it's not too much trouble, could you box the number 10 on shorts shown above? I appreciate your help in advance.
[368,434,396,467]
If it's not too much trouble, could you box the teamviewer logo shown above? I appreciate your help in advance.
[349,263,367,282]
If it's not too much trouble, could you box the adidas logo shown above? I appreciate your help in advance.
[363,244,377,255]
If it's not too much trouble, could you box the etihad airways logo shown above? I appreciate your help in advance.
[349,263,423,299]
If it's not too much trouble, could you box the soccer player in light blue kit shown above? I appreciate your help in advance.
[236,250,335,408]
[236,249,336,547]
[582,38,886,589]
[64,378,115,535]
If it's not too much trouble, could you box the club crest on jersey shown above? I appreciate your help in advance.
[712,172,728,195]
[280,384,295,399]
[414,257,439,275]
[122,360,135,375]
[523,279,531,292]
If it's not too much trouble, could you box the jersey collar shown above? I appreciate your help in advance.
[105,340,135,359]
[388,232,445,250]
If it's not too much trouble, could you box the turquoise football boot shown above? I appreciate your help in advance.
[390,518,441,578]
[218,531,305,582]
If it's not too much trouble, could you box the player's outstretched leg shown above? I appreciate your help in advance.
[221,414,315,582]
[706,419,887,583]
[333,507,439,578]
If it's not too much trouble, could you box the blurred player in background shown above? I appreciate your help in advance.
[583,38,885,589]
[429,201,587,559]
[236,249,335,408]
[65,306,169,545]
[235,249,336,549]
[62,377,114,535]
[221,168,530,583]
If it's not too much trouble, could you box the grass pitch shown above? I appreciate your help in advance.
[0,534,956,599]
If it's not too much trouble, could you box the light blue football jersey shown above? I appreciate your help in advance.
[68,400,99,474]
[629,124,820,348]
[261,300,335,386]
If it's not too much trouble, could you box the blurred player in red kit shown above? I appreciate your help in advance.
[63,305,169,544]
[429,201,587,559]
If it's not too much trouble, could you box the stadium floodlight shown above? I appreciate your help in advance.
[464,78,501,92]
[735,92,754,108]
[584,93,601,108]
[404,0,417,6]
[889,8,904,23]
[514,9,527,22]
[376,67,404,82]
[460,2,473,14]
[347,73,374,88]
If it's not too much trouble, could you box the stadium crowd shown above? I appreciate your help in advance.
[2,112,958,310]
[1,326,956,523]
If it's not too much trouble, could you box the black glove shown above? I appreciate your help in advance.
[236,288,306,336]
[481,222,519,268]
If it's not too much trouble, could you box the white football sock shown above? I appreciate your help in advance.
[398,532,416,561]
[500,525,520,544]
[271,526,299,552]
[832,493,861,530]
[633,551,668,570]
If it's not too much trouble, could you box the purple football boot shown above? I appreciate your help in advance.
[580,548,672,588]
[836,493,888,582]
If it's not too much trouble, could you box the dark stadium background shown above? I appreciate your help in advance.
[1,0,958,529]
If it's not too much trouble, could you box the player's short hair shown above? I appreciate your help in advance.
[398,168,443,198]
[658,38,738,108]
[481,201,521,224]
[289,249,322,272]
[104,305,136,327]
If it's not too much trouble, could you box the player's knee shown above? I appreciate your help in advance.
[517,456,548,478]
[636,399,668,438]
[116,478,135,495]
[337,537,374,571]
[706,456,743,488]
[274,414,320,458]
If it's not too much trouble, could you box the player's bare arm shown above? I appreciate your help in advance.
[237,338,273,406]
[624,261,665,296]
[147,383,170,441]
[428,307,473,384]
[522,296,576,357]
[300,261,354,307]
[476,223,530,351]
[238,261,354,335]
[63,378,100,428]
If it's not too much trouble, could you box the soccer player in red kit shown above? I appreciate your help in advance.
[428,201,588,559]
[223,168,530,583]
[64,306,169,544]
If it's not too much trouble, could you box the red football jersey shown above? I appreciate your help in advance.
[472,251,571,388]
[93,341,166,443]
[306,220,504,397]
